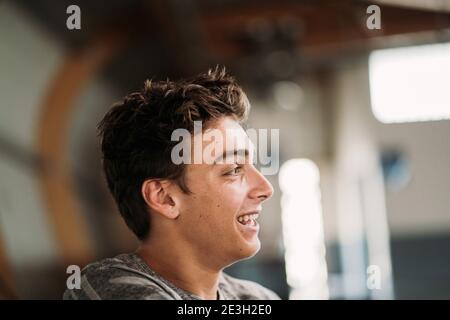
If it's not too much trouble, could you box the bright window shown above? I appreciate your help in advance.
[279,159,328,299]
[369,42,450,123]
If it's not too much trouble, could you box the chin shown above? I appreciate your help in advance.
[237,238,261,260]
[222,240,261,268]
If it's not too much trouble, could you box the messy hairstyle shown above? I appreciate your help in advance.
[97,66,250,240]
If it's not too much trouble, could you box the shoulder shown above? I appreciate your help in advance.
[63,254,178,300]
[219,273,281,300]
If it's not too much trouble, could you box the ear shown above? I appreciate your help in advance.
[141,179,180,219]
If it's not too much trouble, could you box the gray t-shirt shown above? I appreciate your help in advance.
[63,253,281,300]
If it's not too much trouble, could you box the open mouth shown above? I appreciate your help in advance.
[236,213,259,227]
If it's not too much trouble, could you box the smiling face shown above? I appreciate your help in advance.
[172,116,274,267]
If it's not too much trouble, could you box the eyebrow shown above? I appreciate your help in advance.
[214,149,249,164]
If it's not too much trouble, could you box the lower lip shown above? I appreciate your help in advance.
[236,219,259,235]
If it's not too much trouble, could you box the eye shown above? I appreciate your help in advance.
[225,165,244,176]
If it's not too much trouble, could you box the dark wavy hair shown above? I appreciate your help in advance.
[97,66,250,240]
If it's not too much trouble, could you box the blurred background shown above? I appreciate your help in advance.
[1,0,450,299]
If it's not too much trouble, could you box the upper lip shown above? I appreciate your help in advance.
[237,210,261,218]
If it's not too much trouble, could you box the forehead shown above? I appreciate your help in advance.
[207,117,247,139]
[185,116,254,171]
[204,117,255,154]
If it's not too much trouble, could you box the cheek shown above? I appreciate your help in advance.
[213,183,248,228]
[198,182,247,225]
[181,171,248,224]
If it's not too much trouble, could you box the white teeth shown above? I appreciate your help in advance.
[237,213,259,224]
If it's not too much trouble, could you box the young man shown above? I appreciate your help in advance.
[63,67,278,300]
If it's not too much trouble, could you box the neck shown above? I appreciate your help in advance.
[136,232,222,300]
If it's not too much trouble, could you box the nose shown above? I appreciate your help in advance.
[248,166,274,202]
